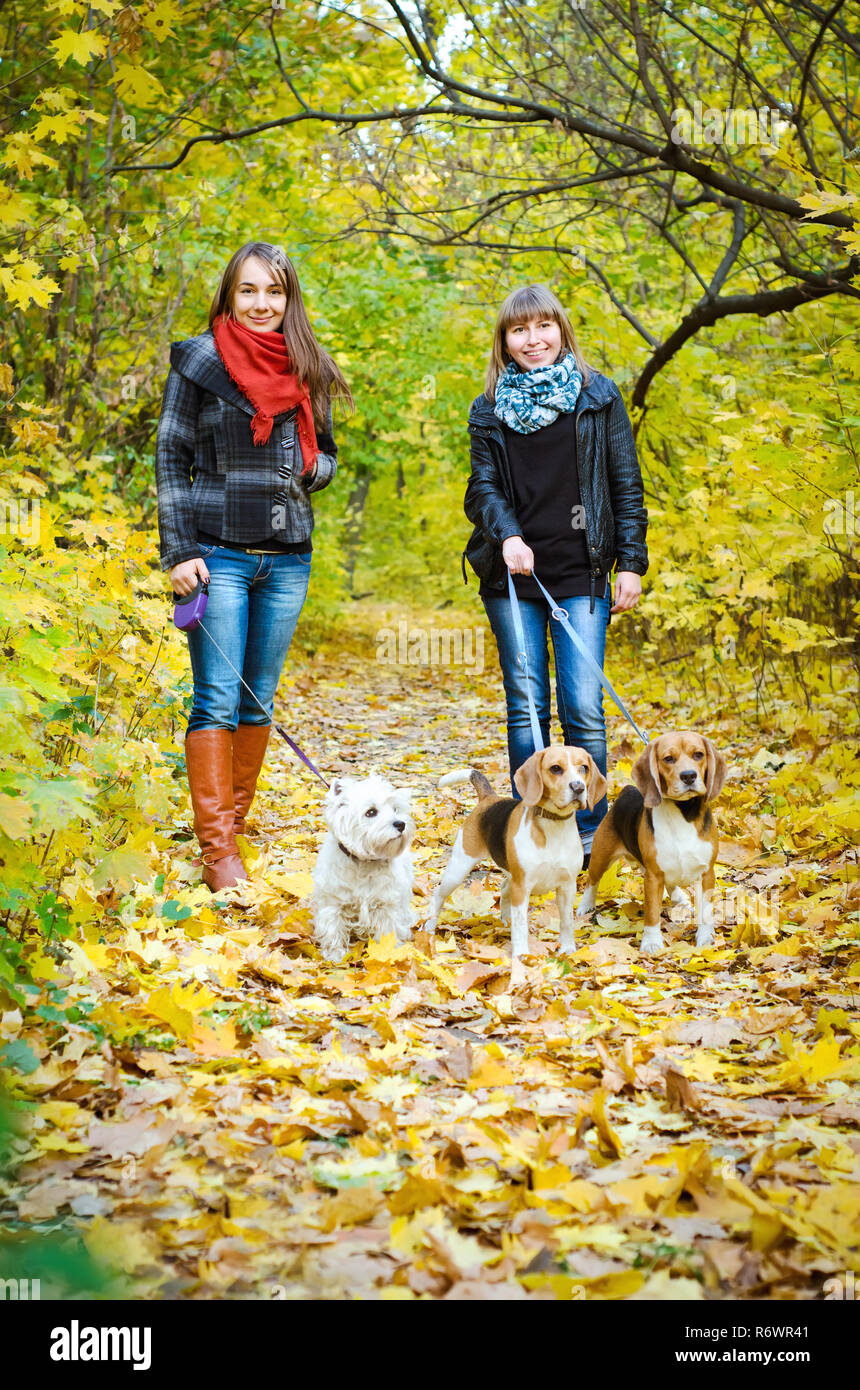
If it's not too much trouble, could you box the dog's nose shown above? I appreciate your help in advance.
[393,820,405,833]
[569,781,585,795]
[680,769,698,785]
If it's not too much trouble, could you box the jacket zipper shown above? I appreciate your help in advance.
[573,409,603,614]
[470,411,604,611]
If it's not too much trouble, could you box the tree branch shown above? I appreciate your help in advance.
[707,202,747,297]
[632,258,860,409]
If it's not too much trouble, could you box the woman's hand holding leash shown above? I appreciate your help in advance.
[502,535,535,575]
[611,570,641,614]
[170,557,211,597]
[503,538,641,617]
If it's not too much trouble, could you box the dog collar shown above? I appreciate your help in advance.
[534,805,578,822]
[336,839,387,864]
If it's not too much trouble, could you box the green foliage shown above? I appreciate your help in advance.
[0,1081,109,1296]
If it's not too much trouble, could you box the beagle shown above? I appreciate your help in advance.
[577,732,727,955]
[426,746,607,965]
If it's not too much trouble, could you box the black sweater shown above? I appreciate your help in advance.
[480,411,603,600]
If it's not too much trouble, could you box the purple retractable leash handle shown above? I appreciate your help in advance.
[172,577,209,632]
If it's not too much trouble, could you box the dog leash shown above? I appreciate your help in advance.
[506,569,545,753]
[507,569,649,748]
[197,619,331,786]
[172,581,330,787]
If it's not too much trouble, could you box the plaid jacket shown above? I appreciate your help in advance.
[155,330,338,572]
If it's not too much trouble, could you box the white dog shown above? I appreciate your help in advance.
[312,775,415,962]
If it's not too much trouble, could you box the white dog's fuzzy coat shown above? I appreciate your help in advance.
[312,775,415,962]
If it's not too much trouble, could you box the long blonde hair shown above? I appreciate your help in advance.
[209,241,353,430]
[484,284,591,401]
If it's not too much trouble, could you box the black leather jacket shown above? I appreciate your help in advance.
[463,370,648,611]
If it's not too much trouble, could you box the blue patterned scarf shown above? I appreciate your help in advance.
[493,351,583,433]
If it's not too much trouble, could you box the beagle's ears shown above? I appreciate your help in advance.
[702,737,727,802]
[632,741,663,808]
[586,755,608,810]
[514,751,546,806]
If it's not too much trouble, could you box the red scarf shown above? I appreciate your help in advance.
[211,312,318,475]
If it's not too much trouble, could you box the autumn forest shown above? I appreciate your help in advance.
[0,0,858,1322]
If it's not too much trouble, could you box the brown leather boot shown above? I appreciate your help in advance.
[185,728,249,892]
[232,722,272,838]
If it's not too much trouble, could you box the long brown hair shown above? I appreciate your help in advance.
[484,284,592,401]
[209,241,353,429]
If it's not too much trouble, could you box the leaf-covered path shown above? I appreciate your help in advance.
[3,602,859,1300]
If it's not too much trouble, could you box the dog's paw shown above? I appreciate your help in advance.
[509,956,528,989]
[577,886,596,918]
[314,935,348,964]
[640,928,665,956]
[695,925,716,950]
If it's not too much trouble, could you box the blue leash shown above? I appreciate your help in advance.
[506,569,545,753]
[506,569,649,748]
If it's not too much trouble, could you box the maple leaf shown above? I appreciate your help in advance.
[112,62,167,107]
[190,1019,237,1059]
[50,30,108,67]
[316,1184,383,1231]
[141,0,180,42]
[0,255,61,309]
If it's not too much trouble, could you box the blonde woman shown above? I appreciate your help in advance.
[156,241,352,891]
[463,284,648,861]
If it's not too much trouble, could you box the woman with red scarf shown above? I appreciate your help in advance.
[156,242,352,893]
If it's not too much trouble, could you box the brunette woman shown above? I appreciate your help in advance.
[156,241,352,891]
[463,284,647,861]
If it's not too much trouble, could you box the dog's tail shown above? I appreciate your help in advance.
[438,767,496,800]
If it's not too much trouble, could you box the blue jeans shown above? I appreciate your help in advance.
[185,545,311,732]
[482,581,611,848]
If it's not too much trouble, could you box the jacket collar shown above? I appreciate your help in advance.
[169,331,254,416]
[469,369,615,429]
